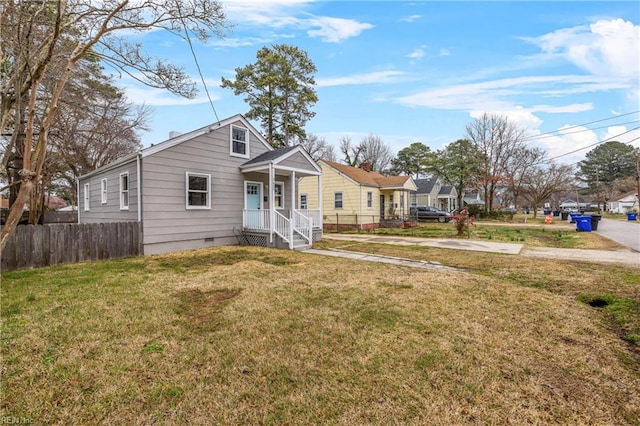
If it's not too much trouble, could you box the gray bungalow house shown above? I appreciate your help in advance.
[78,114,323,255]
[411,178,458,212]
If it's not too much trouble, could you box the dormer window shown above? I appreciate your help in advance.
[230,125,249,158]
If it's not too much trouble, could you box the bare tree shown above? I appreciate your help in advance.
[339,136,361,167]
[0,0,227,249]
[465,113,528,212]
[297,134,337,162]
[503,146,546,209]
[340,134,393,172]
[521,162,574,218]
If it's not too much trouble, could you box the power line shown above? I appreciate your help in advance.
[531,119,639,141]
[177,5,220,124]
[543,126,640,163]
[523,110,640,141]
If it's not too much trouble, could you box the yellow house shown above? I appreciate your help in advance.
[298,160,417,230]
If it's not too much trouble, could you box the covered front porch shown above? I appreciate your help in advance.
[239,146,322,250]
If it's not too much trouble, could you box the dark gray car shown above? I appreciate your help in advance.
[410,206,452,222]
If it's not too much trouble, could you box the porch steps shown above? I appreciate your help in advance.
[291,233,312,251]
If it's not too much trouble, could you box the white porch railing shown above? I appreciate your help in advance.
[292,209,312,244]
[305,209,322,229]
[243,209,270,231]
[274,210,291,246]
[243,209,315,249]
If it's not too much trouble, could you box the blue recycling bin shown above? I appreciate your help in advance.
[628,212,637,221]
[569,212,581,223]
[575,215,592,232]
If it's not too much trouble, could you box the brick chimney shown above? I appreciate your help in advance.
[360,162,372,172]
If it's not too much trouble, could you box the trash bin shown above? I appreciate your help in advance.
[628,212,637,221]
[589,214,602,230]
[575,215,592,232]
[561,211,569,220]
[569,212,580,223]
[544,210,551,215]
[553,210,560,217]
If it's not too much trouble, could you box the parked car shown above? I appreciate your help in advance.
[500,207,517,214]
[410,206,452,222]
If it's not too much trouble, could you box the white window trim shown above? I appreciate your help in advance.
[83,183,90,211]
[334,192,343,209]
[230,125,249,159]
[101,178,108,204]
[274,181,284,209]
[300,193,308,210]
[366,191,373,210]
[186,172,211,210]
[119,172,129,210]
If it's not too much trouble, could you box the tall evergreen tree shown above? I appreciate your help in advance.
[221,44,318,148]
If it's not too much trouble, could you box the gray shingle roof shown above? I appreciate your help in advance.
[241,145,297,166]
[414,178,437,194]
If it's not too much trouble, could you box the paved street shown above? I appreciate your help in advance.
[596,218,640,252]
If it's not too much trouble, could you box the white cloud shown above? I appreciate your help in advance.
[221,0,373,43]
[470,108,543,131]
[394,74,633,111]
[306,16,374,43]
[208,37,273,48]
[317,70,406,87]
[439,48,450,57]
[407,45,426,59]
[523,18,640,77]
[402,14,422,23]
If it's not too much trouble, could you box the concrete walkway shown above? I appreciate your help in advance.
[314,233,639,267]
[322,233,523,255]
[304,248,462,271]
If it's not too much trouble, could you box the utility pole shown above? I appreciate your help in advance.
[635,148,640,210]
[596,169,601,213]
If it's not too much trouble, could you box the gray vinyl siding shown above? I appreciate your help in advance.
[141,122,271,254]
[280,151,318,173]
[78,160,139,223]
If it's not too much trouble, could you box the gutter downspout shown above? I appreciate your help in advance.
[137,153,143,254]
[136,153,142,223]
[76,177,80,223]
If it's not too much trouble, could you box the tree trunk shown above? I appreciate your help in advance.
[0,178,33,250]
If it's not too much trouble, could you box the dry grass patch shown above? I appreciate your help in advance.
[2,246,639,424]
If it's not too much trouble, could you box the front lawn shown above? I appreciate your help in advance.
[1,246,639,424]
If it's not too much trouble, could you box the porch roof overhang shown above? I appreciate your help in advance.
[239,145,322,177]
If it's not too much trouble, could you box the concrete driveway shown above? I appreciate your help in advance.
[595,218,640,252]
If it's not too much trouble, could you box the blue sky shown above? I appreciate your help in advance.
[122,1,640,165]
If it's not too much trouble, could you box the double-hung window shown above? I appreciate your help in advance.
[334,192,343,209]
[230,126,248,158]
[300,194,308,210]
[101,178,108,204]
[274,182,284,209]
[186,172,211,209]
[120,173,129,210]
[367,191,373,209]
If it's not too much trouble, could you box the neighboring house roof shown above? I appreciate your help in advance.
[414,178,437,194]
[321,160,417,190]
[613,191,638,202]
[439,185,456,196]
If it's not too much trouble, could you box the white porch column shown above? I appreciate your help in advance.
[269,162,275,243]
[291,171,296,217]
[317,174,322,222]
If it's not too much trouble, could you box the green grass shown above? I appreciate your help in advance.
[335,221,621,249]
[2,246,639,424]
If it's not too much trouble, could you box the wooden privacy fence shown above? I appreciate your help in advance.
[1,222,141,272]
